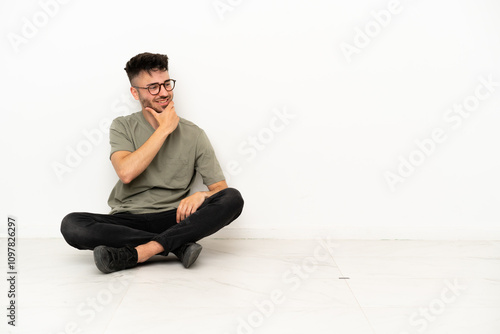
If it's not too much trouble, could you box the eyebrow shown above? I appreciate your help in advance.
[146,79,170,87]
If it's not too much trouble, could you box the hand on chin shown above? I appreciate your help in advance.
[149,105,164,113]
[157,103,170,113]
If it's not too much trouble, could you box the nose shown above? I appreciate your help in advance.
[159,82,170,95]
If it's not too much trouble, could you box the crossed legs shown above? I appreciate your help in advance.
[61,188,244,272]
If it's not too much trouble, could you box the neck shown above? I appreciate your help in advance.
[142,109,160,130]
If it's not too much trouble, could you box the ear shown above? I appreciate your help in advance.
[130,86,140,101]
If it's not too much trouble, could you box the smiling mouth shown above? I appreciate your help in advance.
[156,98,169,105]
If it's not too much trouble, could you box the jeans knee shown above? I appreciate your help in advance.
[60,212,80,242]
[224,187,244,214]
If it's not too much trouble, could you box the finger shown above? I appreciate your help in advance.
[145,107,159,118]
[170,102,177,114]
[163,101,173,112]
[182,204,194,221]
[179,205,188,222]
[177,210,186,223]
[187,205,194,217]
[176,203,184,223]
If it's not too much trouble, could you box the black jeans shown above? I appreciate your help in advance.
[60,188,243,255]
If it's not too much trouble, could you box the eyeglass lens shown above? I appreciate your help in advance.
[148,80,175,95]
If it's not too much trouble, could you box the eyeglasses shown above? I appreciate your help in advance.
[133,79,176,95]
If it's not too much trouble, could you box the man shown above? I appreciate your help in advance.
[61,52,244,274]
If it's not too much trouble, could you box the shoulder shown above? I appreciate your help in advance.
[110,112,143,131]
[178,117,204,135]
[111,111,141,126]
[178,117,200,129]
[111,111,142,126]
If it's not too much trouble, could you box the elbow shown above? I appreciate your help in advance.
[111,151,137,184]
[117,170,134,184]
[120,176,132,185]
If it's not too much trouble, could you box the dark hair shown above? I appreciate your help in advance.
[124,52,169,83]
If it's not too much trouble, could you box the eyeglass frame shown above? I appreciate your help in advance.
[132,79,176,95]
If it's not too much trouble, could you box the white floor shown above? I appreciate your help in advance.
[1,238,499,334]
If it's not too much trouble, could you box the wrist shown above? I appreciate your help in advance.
[156,124,172,138]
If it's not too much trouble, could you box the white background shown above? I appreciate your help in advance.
[1,0,500,239]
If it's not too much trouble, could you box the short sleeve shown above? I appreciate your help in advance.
[109,117,134,158]
[195,130,225,186]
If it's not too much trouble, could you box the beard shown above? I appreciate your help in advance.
[139,92,173,113]
[140,98,162,113]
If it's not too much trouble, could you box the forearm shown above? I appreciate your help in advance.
[200,181,228,199]
[113,128,170,184]
[176,180,228,223]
